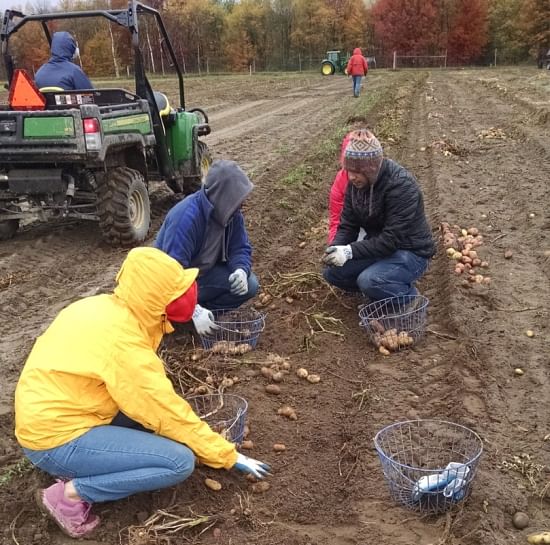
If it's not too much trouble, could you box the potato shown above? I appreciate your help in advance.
[205,478,222,491]
[527,532,550,544]
[243,425,250,439]
[512,511,529,530]
[461,249,470,257]
[504,249,513,259]
[446,247,456,257]
[482,276,491,285]
[370,319,386,334]
[261,366,274,379]
[221,377,234,388]
[251,481,271,494]
[373,333,383,347]
[196,385,208,394]
[454,265,463,275]
[514,368,524,376]
[306,374,321,384]
[472,258,482,267]
[379,346,391,356]
[296,368,309,379]
[277,405,297,420]
[241,439,254,449]
[461,256,472,264]
[452,251,463,260]
[265,384,281,395]
[461,228,468,237]
[467,227,479,236]
[273,443,286,452]
[271,371,284,383]
[280,361,291,371]
[474,274,484,284]
[469,250,478,260]
[526,330,535,338]
[481,261,489,268]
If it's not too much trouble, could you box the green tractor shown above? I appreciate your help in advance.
[0,1,212,245]
[320,50,350,76]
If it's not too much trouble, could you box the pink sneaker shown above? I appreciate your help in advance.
[35,481,100,538]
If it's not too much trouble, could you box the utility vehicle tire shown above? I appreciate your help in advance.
[96,167,150,246]
[184,140,212,194]
[321,61,335,76]
[0,205,20,241]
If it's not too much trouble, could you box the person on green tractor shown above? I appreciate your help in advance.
[35,31,93,91]
[155,160,259,335]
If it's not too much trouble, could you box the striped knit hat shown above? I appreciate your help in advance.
[343,129,383,172]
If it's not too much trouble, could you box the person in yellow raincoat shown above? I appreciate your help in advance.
[14,247,269,539]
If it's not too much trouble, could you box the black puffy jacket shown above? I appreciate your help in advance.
[333,159,435,259]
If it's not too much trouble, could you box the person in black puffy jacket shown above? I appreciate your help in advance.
[322,129,434,302]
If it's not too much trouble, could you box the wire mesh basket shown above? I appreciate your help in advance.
[199,308,265,353]
[374,420,483,514]
[359,295,429,352]
[186,393,248,445]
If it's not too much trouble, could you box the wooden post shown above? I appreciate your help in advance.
[393,50,397,70]
[494,48,497,67]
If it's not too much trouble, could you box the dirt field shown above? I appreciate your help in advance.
[1,67,550,545]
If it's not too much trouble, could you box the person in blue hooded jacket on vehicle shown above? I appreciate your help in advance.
[35,31,93,91]
[155,160,259,336]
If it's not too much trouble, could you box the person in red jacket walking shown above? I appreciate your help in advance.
[346,48,368,98]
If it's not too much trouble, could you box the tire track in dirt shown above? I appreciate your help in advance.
[418,71,550,543]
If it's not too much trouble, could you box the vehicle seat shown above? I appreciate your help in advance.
[154,91,171,117]
[39,86,64,93]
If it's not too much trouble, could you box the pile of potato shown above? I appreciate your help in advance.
[368,319,414,354]
[374,329,415,355]
[210,340,252,355]
[441,222,491,285]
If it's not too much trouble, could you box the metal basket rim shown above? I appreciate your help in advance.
[373,419,484,473]
[210,308,266,323]
[186,392,249,409]
[359,295,430,321]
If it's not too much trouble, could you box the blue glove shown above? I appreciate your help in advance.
[228,268,248,296]
[234,453,271,479]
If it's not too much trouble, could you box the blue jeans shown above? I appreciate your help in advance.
[323,250,429,300]
[198,264,259,310]
[22,414,195,503]
[352,75,362,97]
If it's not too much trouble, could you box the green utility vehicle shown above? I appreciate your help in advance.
[0,1,212,245]
[320,50,349,76]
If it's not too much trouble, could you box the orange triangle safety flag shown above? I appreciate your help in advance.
[8,69,46,111]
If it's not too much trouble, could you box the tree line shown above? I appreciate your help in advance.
[6,0,550,77]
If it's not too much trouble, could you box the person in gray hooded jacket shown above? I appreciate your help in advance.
[154,160,258,335]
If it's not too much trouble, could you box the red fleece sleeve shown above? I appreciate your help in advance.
[328,170,349,243]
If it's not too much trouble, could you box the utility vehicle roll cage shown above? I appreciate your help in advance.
[0,1,187,181]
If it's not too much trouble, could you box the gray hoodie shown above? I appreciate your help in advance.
[190,160,253,272]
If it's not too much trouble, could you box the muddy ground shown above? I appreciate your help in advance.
[1,67,550,544]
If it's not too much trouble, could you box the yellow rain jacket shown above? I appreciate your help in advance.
[15,247,238,470]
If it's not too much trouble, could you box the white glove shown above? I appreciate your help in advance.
[192,304,219,335]
[234,453,271,480]
[228,268,248,296]
[323,245,352,266]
